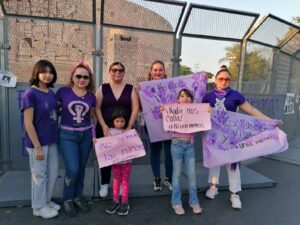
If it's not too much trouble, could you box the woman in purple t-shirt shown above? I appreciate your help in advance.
[21,60,60,219]
[56,61,96,217]
[95,62,139,198]
[202,66,271,209]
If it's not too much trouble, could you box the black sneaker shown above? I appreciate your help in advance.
[74,197,89,212]
[153,177,162,191]
[164,178,172,191]
[118,203,130,216]
[64,200,76,217]
[105,201,120,214]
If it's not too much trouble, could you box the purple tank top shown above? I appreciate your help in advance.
[101,83,133,127]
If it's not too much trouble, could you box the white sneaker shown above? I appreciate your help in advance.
[99,184,109,197]
[33,205,58,218]
[230,193,242,209]
[47,201,61,211]
[205,186,218,199]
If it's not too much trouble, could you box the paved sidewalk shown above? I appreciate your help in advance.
[1,157,299,225]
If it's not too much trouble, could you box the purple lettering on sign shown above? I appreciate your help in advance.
[202,109,288,168]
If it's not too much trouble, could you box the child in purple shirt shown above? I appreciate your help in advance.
[21,60,60,219]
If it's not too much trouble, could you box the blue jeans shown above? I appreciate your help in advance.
[150,140,172,179]
[59,129,92,200]
[171,139,199,205]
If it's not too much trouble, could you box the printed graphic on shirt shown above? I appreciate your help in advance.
[214,98,226,110]
[67,100,89,123]
[50,110,57,121]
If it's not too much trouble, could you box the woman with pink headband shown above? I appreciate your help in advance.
[56,61,96,217]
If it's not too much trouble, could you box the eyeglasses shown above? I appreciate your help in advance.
[111,68,125,73]
[75,74,90,80]
[217,78,231,82]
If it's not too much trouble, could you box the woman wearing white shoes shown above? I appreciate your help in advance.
[202,65,271,209]
[95,62,139,197]
[21,60,60,218]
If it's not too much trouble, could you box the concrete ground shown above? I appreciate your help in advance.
[1,157,299,225]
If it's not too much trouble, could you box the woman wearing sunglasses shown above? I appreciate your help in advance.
[95,62,139,198]
[202,65,271,210]
[56,61,96,217]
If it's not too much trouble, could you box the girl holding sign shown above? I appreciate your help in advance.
[163,88,202,215]
[202,66,271,209]
[105,107,132,216]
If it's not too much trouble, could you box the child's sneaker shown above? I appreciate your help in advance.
[172,204,185,215]
[164,178,172,191]
[153,177,162,191]
[189,204,203,214]
[105,201,120,214]
[205,186,218,199]
[33,205,58,219]
[47,201,61,211]
[118,203,130,216]
[99,184,109,197]
[230,193,242,209]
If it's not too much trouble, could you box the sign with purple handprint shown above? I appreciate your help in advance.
[202,109,288,168]
[139,72,207,142]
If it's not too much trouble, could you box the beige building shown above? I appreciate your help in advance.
[1,0,174,85]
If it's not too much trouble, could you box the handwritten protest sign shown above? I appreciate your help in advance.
[139,72,207,142]
[95,129,146,168]
[162,103,211,133]
[202,109,288,168]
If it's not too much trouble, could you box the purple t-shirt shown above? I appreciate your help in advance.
[202,89,246,112]
[21,87,58,148]
[56,87,96,128]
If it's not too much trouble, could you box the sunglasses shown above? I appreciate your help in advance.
[217,78,231,82]
[75,74,90,80]
[111,68,125,73]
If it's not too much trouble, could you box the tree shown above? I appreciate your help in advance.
[180,65,193,75]
[206,72,214,79]
[219,43,270,81]
[219,44,240,80]
[292,16,300,25]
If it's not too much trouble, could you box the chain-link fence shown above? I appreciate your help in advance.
[0,0,300,172]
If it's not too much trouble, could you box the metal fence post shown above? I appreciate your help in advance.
[0,15,10,172]
[172,35,182,77]
[93,25,103,89]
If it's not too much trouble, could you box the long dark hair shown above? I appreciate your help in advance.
[177,88,194,101]
[30,60,57,88]
[110,107,129,128]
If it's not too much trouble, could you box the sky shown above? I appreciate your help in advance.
[185,0,300,22]
[179,0,300,74]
